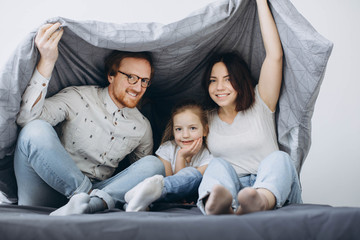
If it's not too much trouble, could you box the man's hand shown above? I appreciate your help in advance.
[35,22,64,79]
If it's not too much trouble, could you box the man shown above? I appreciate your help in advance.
[14,22,165,215]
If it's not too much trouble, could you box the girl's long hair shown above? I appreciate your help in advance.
[161,99,208,146]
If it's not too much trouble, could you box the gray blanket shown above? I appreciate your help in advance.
[0,0,333,202]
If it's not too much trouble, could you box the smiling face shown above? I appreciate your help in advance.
[173,109,206,149]
[108,57,151,109]
[208,62,238,111]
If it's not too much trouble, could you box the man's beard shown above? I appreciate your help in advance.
[115,93,140,108]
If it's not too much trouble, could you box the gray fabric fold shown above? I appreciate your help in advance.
[0,0,333,201]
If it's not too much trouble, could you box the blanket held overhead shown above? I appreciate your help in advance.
[0,0,333,203]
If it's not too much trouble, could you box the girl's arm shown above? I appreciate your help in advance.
[174,151,187,174]
[256,0,283,112]
[196,164,208,175]
[157,156,173,177]
[174,138,202,174]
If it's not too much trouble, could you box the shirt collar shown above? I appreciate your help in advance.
[101,87,117,115]
[101,87,133,118]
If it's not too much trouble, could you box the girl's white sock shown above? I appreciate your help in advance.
[125,175,164,212]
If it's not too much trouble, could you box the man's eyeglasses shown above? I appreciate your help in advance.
[118,71,151,88]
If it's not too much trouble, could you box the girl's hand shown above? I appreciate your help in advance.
[35,22,64,78]
[178,137,203,163]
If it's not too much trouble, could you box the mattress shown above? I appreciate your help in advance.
[0,203,359,240]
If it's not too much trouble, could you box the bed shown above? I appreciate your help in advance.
[1,0,357,239]
[1,203,360,240]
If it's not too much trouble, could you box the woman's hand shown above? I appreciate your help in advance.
[35,22,64,79]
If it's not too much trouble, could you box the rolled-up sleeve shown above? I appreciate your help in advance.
[17,69,50,126]
[17,69,75,127]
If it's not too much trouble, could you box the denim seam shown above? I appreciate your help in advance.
[90,189,115,209]
[197,190,210,215]
[252,182,282,208]
[71,176,92,198]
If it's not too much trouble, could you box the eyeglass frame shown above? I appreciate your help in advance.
[118,71,151,88]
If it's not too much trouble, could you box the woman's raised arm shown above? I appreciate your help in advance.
[256,0,283,112]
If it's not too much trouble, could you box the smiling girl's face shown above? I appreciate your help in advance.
[173,109,206,149]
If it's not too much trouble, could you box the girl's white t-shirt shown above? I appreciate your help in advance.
[155,140,212,172]
[207,85,279,177]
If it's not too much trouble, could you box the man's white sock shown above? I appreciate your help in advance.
[50,192,90,216]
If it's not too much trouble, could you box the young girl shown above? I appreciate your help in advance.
[124,100,212,211]
[197,0,302,215]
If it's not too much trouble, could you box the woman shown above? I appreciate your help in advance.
[197,0,302,215]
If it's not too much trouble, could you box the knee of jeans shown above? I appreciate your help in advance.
[136,155,165,175]
[18,119,53,146]
[267,151,297,174]
[178,167,202,179]
[206,157,232,174]
[208,158,225,169]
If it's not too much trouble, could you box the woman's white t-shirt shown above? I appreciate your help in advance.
[207,85,279,177]
[155,140,212,173]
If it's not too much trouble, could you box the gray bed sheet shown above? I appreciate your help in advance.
[0,203,359,240]
[0,0,333,202]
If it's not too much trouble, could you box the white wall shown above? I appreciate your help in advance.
[0,0,217,67]
[1,0,359,207]
[292,0,360,207]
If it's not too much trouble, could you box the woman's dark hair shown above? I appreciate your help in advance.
[104,50,154,80]
[202,52,256,112]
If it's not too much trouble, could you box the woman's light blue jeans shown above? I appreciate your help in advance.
[14,119,165,209]
[197,151,302,215]
[159,167,202,203]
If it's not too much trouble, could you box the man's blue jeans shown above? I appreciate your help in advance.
[14,119,165,208]
[197,151,303,214]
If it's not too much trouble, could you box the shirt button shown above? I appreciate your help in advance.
[111,137,115,140]
[42,83,46,87]
[114,122,118,125]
